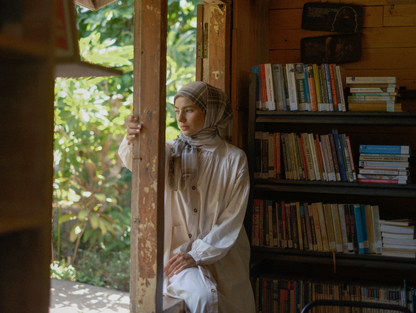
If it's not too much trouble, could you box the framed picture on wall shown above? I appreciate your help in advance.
[301,33,362,64]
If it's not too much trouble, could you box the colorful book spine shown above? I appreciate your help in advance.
[252,65,261,109]
[360,204,370,253]
[328,64,339,112]
[335,65,346,111]
[353,204,365,254]
[332,129,347,182]
[312,64,323,110]
[271,64,286,111]
[264,63,276,110]
[359,145,410,155]
[286,63,299,111]
[323,64,334,111]
[346,76,397,84]
[303,64,312,111]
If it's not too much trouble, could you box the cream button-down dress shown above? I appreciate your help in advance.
[119,135,255,313]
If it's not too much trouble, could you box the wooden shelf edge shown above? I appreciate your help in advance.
[254,179,416,197]
[55,60,123,78]
[256,111,416,125]
[251,247,416,271]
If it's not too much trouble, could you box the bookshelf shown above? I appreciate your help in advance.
[0,0,55,312]
[246,73,416,310]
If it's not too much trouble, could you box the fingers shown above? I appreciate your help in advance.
[125,115,142,145]
[164,253,196,277]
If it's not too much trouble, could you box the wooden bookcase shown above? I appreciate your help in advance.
[238,0,416,311]
[0,1,55,312]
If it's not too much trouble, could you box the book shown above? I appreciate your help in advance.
[348,102,402,113]
[312,64,323,110]
[348,204,359,254]
[346,76,397,84]
[335,65,346,112]
[299,203,308,250]
[314,134,326,181]
[359,155,409,162]
[323,203,336,251]
[258,199,265,246]
[271,64,286,111]
[311,202,323,251]
[328,64,339,112]
[267,200,274,247]
[382,237,416,246]
[254,131,262,179]
[281,200,288,248]
[338,204,352,253]
[359,204,369,253]
[357,178,408,184]
[358,168,409,176]
[286,63,298,111]
[379,223,416,235]
[327,134,341,181]
[261,132,269,179]
[357,174,408,181]
[352,204,365,254]
[301,133,316,181]
[285,202,293,248]
[316,202,329,251]
[290,202,299,249]
[274,133,282,179]
[268,133,276,178]
[348,95,396,101]
[303,64,312,111]
[340,133,354,182]
[382,232,415,240]
[345,136,357,182]
[350,87,397,93]
[358,160,409,168]
[295,63,309,111]
[323,64,334,111]
[258,64,268,110]
[319,65,329,111]
[332,129,347,182]
[252,65,261,109]
[306,65,318,111]
[295,202,304,250]
[359,145,410,155]
[331,203,344,252]
[264,63,276,110]
[308,133,321,181]
[304,203,314,251]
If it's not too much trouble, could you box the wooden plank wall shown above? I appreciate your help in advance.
[269,0,416,90]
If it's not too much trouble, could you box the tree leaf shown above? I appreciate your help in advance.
[58,213,77,224]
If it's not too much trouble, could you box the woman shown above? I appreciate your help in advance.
[119,81,255,313]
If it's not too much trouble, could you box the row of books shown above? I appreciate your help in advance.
[346,76,402,112]
[251,200,382,255]
[255,129,357,182]
[357,144,411,185]
[252,63,346,112]
[380,219,416,259]
[254,276,411,313]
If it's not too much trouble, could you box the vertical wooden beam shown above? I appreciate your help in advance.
[130,0,167,312]
[196,4,204,81]
[201,1,232,96]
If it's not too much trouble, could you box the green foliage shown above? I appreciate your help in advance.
[75,249,130,291]
[51,260,77,281]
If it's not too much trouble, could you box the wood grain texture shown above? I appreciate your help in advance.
[130,0,167,312]
[384,4,416,26]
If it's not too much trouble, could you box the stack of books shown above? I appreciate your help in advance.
[357,144,410,184]
[252,63,346,112]
[346,76,401,112]
[380,219,416,258]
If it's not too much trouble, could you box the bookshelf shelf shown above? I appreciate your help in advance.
[251,247,416,272]
[255,179,416,198]
[256,111,416,126]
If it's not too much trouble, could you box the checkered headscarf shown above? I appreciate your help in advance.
[169,81,233,190]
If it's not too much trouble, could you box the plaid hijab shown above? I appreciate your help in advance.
[169,81,233,190]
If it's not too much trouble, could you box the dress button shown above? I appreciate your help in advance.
[192,186,196,190]
[188,234,192,238]
[194,208,197,213]
[211,289,216,293]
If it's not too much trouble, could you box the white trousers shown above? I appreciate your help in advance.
[166,266,220,313]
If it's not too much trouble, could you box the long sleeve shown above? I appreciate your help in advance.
[187,153,250,266]
[118,137,133,171]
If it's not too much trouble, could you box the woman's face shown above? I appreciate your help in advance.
[174,96,206,137]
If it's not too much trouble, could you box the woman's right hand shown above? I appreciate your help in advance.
[126,115,142,145]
